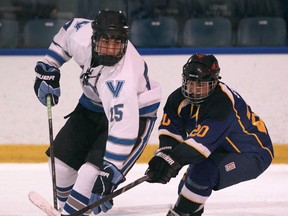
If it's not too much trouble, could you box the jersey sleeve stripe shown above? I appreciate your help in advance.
[183,138,211,158]
[139,102,160,116]
[46,49,66,65]
[104,151,129,161]
[159,128,184,142]
[107,135,136,145]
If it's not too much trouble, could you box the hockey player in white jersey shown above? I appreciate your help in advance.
[33,10,161,215]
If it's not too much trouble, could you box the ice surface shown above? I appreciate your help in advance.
[1,163,287,216]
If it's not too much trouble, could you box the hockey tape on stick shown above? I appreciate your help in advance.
[67,175,150,216]
[28,191,60,216]
[47,94,58,210]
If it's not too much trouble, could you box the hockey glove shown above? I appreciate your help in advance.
[33,61,61,106]
[90,161,125,215]
[145,146,182,184]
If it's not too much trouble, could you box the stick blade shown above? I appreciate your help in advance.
[28,191,60,216]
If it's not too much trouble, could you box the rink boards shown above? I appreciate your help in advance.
[0,144,287,164]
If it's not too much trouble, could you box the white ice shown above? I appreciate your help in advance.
[1,163,288,216]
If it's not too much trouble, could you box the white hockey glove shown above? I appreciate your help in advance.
[89,161,125,214]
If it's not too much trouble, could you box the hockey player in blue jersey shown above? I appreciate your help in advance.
[33,10,161,215]
[145,53,273,215]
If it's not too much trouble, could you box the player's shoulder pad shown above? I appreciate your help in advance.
[201,85,233,121]
[63,18,92,31]
[165,87,186,113]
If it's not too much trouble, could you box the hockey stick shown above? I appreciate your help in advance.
[28,175,149,216]
[47,94,58,210]
[68,175,150,216]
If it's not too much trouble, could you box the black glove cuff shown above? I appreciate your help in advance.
[154,151,182,171]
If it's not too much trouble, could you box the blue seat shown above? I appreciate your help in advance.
[127,0,153,22]
[0,20,19,48]
[23,19,68,48]
[80,0,127,19]
[182,17,232,47]
[55,0,80,19]
[237,17,286,46]
[129,17,179,47]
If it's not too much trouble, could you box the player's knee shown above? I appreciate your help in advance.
[51,158,78,182]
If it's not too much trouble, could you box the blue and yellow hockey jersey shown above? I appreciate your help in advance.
[158,81,274,165]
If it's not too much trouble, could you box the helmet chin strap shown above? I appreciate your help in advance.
[94,54,122,66]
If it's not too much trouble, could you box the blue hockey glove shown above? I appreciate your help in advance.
[90,161,125,215]
[145,146,182,184]
[33,61,60,106]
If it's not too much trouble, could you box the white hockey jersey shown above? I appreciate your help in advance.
[41,18,162,170]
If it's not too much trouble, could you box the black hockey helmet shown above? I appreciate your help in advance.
[91,10,129,66]
[182,53,221,104]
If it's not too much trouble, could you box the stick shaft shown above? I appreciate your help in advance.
[47,95,58,210]
[68,175,149,216]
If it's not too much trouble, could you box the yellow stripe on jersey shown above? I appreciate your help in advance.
[219,83,274,160]
[178,99,189,117]
[225,137,241,153]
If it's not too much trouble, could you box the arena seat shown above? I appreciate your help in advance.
[129,17,179,47]
[237,17,286,46]
[23,19,68,48]
[0,20,19,48]
[80,0,127,19]
[182,17,232,47]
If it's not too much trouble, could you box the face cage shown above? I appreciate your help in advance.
[92,35,128,66]
[181,78,218,104]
